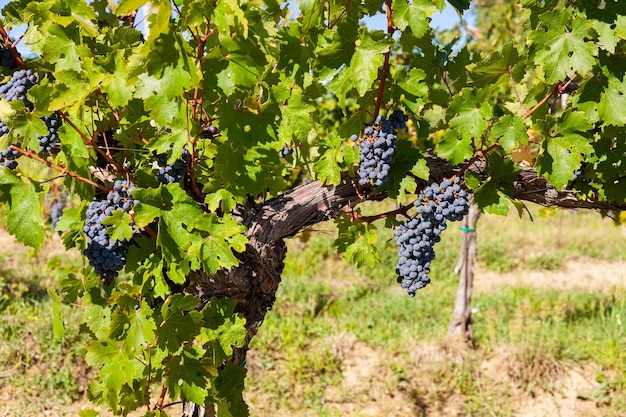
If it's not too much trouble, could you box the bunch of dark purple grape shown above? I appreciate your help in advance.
[395,177,470,296]
[279,144,294,158]
[0,69,63,169]
[83,180,139,279]
[0,69,37,103]
[0,47,16,69]
[351,110,408,188]
[156,149,189,184]
[37,113,62,153]
[0,70,38,169]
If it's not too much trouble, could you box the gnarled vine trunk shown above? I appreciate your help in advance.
[179,159,626,416]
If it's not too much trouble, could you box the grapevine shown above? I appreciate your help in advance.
[395,177,470,296]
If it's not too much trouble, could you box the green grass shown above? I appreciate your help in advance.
[0,241,90,413]
[1,205,626,416]
[247,206,626,416]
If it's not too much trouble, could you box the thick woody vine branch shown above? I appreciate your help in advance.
[246,157,625,245]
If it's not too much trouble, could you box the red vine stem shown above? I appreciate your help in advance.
[0,26,27,69]
[345,203,412,223]
[457,142,501,176]
[508,65,526,114]
[328,0,352,29]
[10,145,110,192]
[57,113,125,172]
[154,384,168,411]
[372,0,395,119]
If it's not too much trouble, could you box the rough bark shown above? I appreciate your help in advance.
[449,200,480,341]
[179,159,626,415]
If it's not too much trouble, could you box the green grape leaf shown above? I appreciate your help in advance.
[85,339,138,405]
[188,214,247,275]
[392,0,436,39]
[335,216,380,268]
[101,210,135,242]
[164,348,213,405]
[0,172,45,250]
[467,44,523,88]
[436,130,474,165]
[101,52,135,108]
[447,88,492,139]
[447,0,471,14]
[48,288,65,340]
[488,115,527,153]
[54,206,84,250]
[199,299,247,363]
[349,30,394,97]
[473,181,510,216]
[214,363,248,417]
[39,23,92,72]
[84,304,112,340]
[313,136,343,185]
[124,304,157,354]
[530,11,598,84]
[156,294,204,352]
[116,0,150,15]
[597,73,626,127]
[536,134,590,189]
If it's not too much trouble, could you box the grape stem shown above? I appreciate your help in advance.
[372,0,395,119]
[0,26,27,69]
[328,0,353,29]
[10,145,111,192]
[458,142,500,176]
[154,384,168,411]
[509,69,578,119]
[344,202,412,223]
[57,108,126,174]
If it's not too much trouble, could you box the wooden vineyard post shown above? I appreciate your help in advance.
[449,197,480,341]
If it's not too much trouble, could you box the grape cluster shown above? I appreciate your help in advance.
[351,110,408,188]
[0,69,39,170]
[395,177,470,296]
[48,194,66,230]
[156,149,189,183]
[201,124,219,139]
[0,48,16,69]
[83,180,139,279]
[0,69,37,103]
[279,145,294,158]
[0,145,19,169]
[38,113,62,153]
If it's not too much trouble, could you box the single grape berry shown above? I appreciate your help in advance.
[395,177,470,296]
[352,110,407,188]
